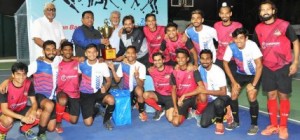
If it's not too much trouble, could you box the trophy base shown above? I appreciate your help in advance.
[101,47,116,60]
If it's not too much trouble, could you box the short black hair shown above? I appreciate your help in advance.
[145,13,156,21]
[232,28,249,38]
[165,22,178,33]
[122,15,135,25]
[199,49,213,60]
[82,10,94,18]
[42,40,56,50]
[60,41,73,50]
[126,45,137,53]
[191,9,204,18]
[11,62,28,74]
[85,44,98,52]
[176,48,190,58]
[152,52,164,60]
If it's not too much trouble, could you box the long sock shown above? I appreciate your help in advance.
[0,123,11,134]
[103,104,115,123]
[267,99,278,126]
[279,99,290,127]
[195,101,208,115]
[249,100,259,125]
[180,116,186,125]
[144,98,162,111]
[138,102,145,113]
[56,103,66,123]
[62,112,71,122]
[37,125,47,136]
[20,119,39,132]
[231,100,239,123]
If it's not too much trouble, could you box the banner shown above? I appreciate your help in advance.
[26,0,168,60]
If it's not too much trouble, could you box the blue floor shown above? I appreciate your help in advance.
[6,107,300,140]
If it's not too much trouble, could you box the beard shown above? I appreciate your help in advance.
[45,55,55,61]
[260,14,274,22]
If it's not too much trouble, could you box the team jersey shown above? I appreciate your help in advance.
[170,69,201,98]
[116,61,146,92]
[223,40,262,75]
[254,18,298,71]
[143,26,165,63]
[214,21,242,60]
[57,60,80,98]
[198,64,230,102]
[27,57,61,100]
[148,65,173,96]
[0,79,34,112]
[161,33,194,62]
[79,60,110,94]
[185,25,218,62]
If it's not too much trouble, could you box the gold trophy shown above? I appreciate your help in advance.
[98,19,116,60]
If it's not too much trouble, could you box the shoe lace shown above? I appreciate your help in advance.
[26,129,35,136]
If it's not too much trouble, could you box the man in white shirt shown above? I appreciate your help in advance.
[109,10,122,54]
[30,2,66,62]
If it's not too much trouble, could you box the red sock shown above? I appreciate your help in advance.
[0,123,11,134]
[20,119,39,132]
[195,101,208,115]
[56,103,65,123]
[267,99,278,126]
[62,112,71,122]
[279,99,290,127]
[180,116,186,125]
[144,98,162,111]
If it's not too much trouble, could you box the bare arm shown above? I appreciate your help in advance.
[289,39,300,76]
[33,37,44,48]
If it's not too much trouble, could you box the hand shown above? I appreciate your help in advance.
[27,111,36,124]
[134,66,139,79]
[21,116,32,124]
[231,82,241,96]
[78,56,85,63]
[98,57,105,63]
[36,56,44,61]
[100,38,109,45]
[178,95,185,107]
[181,33,188,42]
[0,81,8,94]
[246,83,255,92]
[101,86,106,94]
[289,62,298,76]
[122,57,128,64]
[106,61,115,71]
[173,108,179,117]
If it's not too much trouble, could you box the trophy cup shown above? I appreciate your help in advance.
[98,19,116,60]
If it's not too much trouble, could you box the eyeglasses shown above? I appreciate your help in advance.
[46,8,56,12]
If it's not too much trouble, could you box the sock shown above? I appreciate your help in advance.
[231,100,239,123]
[37,125,47,136]
[267,99,278,126]
[56,103,66,123]
[279,99,290,127]
[20,119,39,132]
[144,98,162,111]
[0,123,11,134]
[62,112,71,122]
[180,116,186,125]
[138,102,145,113]
[103,104,115,123]
[249,100,259,125]
[195,101,208,115]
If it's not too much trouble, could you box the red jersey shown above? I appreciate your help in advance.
[214,21,242,60]
[255,19,293,71]
[148,65,173,96]
[0,79,34,112]
[143,26,165,63]
[57,60,80,98]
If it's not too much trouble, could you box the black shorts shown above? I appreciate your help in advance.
[215,59,237,73]
[16,106,31,117]
[154,91,173,110]
[65,97,80,117]
[233,73,261,90]
[178,96,197,118]
[262,64,292,94]
[80,92,109,119]
[35,93,56,120]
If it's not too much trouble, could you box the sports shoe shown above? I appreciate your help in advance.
[225,122,239,131]
[247,125,259,135]
[153,110,165,121]
[104,120,114,131]
[38,133,47,140]
[139,112,148,122]
[195,114,201,127]
[187,109,195,120]
[0,133,6,140]
[278,126,288,140]
[55,123,64,134]
[20,129,38,140]
[261,125,279,135]
[215,123,225,135]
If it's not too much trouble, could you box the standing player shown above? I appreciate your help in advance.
[79,44,115,130]
[143,52,174,122]
[55,41,80,133]
[161,22,198,67]
[143,13,165,64]
[253,1,299,139]
[108,46,148,122]
[185,9,218,63]
[171,48,207,127]
[223,28,262,135]
[0,63,40,140]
